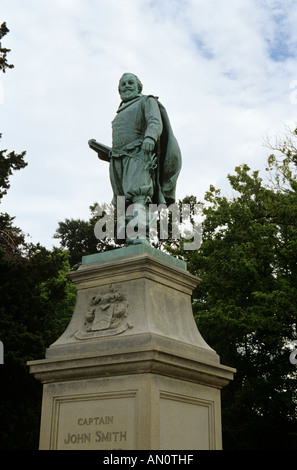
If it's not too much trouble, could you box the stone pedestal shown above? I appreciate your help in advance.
[28,245,235,450]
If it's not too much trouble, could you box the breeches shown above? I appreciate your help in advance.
[109,154,154,206]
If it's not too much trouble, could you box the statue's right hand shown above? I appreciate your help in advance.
[142,137,155,156]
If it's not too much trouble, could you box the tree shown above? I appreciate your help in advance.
[0,133,27,201]
[54,203,121,268]
[0,25,76,449]
[0,22,14,73]
[0,23,27,260]
[264,124,297,192]
[0,244,76,449]
[177,158,297,449]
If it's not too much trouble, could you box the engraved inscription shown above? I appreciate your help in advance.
[62,415,128,447]
[64,433,91,444]
[78,416,114,425]
[63,430,128,445]
[95,430,127,443]
[54,392,136,450]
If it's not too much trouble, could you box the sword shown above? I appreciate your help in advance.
[88,139,111,162]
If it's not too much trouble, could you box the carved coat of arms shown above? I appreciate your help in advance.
[73,285,132,340]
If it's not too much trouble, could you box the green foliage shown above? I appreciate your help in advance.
[0,22,14,73]
[0,212,28,261]
[176,158,297,449]
[264,125,297,191]
[54,202,122,268]
[0,23,76,449]
[0,241,76,449]
[0,133,27,200]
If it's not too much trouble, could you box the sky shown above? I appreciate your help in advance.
[1,0,297,249]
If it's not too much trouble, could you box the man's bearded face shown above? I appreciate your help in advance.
[119,74,139,102]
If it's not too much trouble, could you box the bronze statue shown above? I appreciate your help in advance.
[89,73,181,244]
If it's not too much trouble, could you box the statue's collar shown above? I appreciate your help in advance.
[117,94,143,113]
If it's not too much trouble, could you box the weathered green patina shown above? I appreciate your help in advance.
[89,73,181,244]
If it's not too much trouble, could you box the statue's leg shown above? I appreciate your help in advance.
[109,157,124,205]
[122,155,154,245]
[109,158,126,243]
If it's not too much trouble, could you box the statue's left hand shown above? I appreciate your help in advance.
[142,137,155,156]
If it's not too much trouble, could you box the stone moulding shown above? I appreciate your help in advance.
[69,250,199,295]
[28,342,234,389]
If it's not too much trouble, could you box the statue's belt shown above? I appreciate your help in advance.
[111,139,157,171]
[111,139,143,158]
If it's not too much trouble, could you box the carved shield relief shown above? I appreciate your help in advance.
[74,285,133,340]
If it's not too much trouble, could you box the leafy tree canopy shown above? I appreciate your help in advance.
[0,22,14,73]
[173,135,297,449]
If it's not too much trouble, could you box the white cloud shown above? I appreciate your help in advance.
[1,0,297,249]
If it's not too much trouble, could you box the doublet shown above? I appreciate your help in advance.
[111,95,163,156]
[109,95,163,208]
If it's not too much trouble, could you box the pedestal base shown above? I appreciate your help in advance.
[28,245,235,450]
[37,372,224,450]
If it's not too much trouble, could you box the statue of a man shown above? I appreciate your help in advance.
[89,73,181,244]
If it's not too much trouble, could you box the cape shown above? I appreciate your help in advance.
[150,96,182,206]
